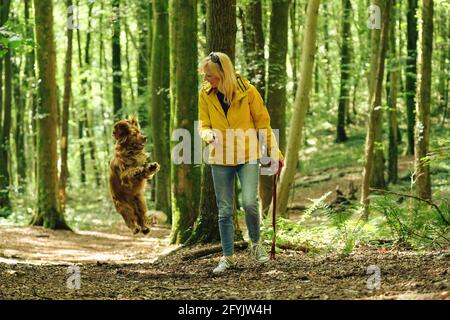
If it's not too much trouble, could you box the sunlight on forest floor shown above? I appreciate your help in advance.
[0,224,177,265]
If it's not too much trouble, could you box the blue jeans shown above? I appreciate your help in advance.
[211,162,260,256]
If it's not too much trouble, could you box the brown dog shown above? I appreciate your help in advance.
[109,117,160,234]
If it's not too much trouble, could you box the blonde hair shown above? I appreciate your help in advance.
[199,52,238,104]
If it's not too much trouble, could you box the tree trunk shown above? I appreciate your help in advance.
[276,0,320,217]
[151,0,172,220]
[13,60,27,189]
[238,5,253,79]
[0,0,11,217]
[368,0,386,189]
[112,0,123,121]
[24,0,37,190]
[368,1,381,96]
[260,0,290,218]
[187,166,221,244]
[98,1,111,178]
[0,49,12,217]
[124,24,135,105]
[405,0,418,156]
[336,0,352,143]
[190,0,242,244]
[0,0,10,25]
[59,0,73,208]
[290,0,301,101]
[83,2,101,188]
[169,0,201,244]
[361,0,392,219]
[205,0,237,61]
[198,0,207,54]
[31,0,70,230]
[239,0,265,97]
[387,2,399,184]
[314,54,319,96]
[76,24,86,185]
[414,0,433,200]
[250,1,265,98]
[437,7,448,125]
[137,1,151,132]
[86,117,101,187]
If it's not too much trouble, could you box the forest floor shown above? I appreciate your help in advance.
[0,223,449,300]
[1,148,449,300]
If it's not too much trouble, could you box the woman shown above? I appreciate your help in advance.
[198,52,284,274]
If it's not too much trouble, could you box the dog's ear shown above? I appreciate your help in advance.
[113,121,130,140]
[129,115,139,127]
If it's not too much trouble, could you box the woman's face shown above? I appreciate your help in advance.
[204,71,220,88]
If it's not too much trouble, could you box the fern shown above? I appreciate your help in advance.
[300,191,333,222]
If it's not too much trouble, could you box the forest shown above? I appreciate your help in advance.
[0,0,449,301]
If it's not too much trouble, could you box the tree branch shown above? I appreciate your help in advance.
[370,188,450,226]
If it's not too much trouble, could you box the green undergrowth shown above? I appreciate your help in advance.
[260,191,450,257]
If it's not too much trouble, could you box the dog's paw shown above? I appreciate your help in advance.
[145,162,160,175]
[141,227,150,235]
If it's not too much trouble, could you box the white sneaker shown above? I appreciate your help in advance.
[213,256,236,274]
[250,244,270,264]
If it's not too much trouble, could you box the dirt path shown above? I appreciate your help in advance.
[0,226,449,300]
[0,225,175,265]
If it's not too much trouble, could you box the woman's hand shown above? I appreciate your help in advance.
[267,158,284,175]
[205,131,216,144]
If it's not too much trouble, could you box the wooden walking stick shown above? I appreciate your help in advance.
[270,161,283,260]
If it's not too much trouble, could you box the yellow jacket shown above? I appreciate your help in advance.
[198,76,284,166]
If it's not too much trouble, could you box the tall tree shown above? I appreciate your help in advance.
[59,0,74,208]
[290,0,301,100]
[387,1,399,184]
[13,57,27,189]
[9,5,26,191]
[414,0,433,200]
[368,0,387,189]
[31,0,70,230]
[24,0,37,188]
[112,0,123,121]
[98,0,111,177]
[405,0,418,155]
[188,0,237,244]
[276,0,320,217]
[239,0,265,97]
[336,0,352,142]
[76,19,86,184]
[0,1,11,217]
[151,0,172,219]
[0,50,12,217]
[260,0,289,218]
[322,1,333,110]
[169,0,200,244]
[83,2,101,188]
[437,6,448,125]
[124,23,135,106]
[0,0,10,28]
[267,0,289,152]
[136,1,151,132]
[361,0,392,218]
[205,0,237,61]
